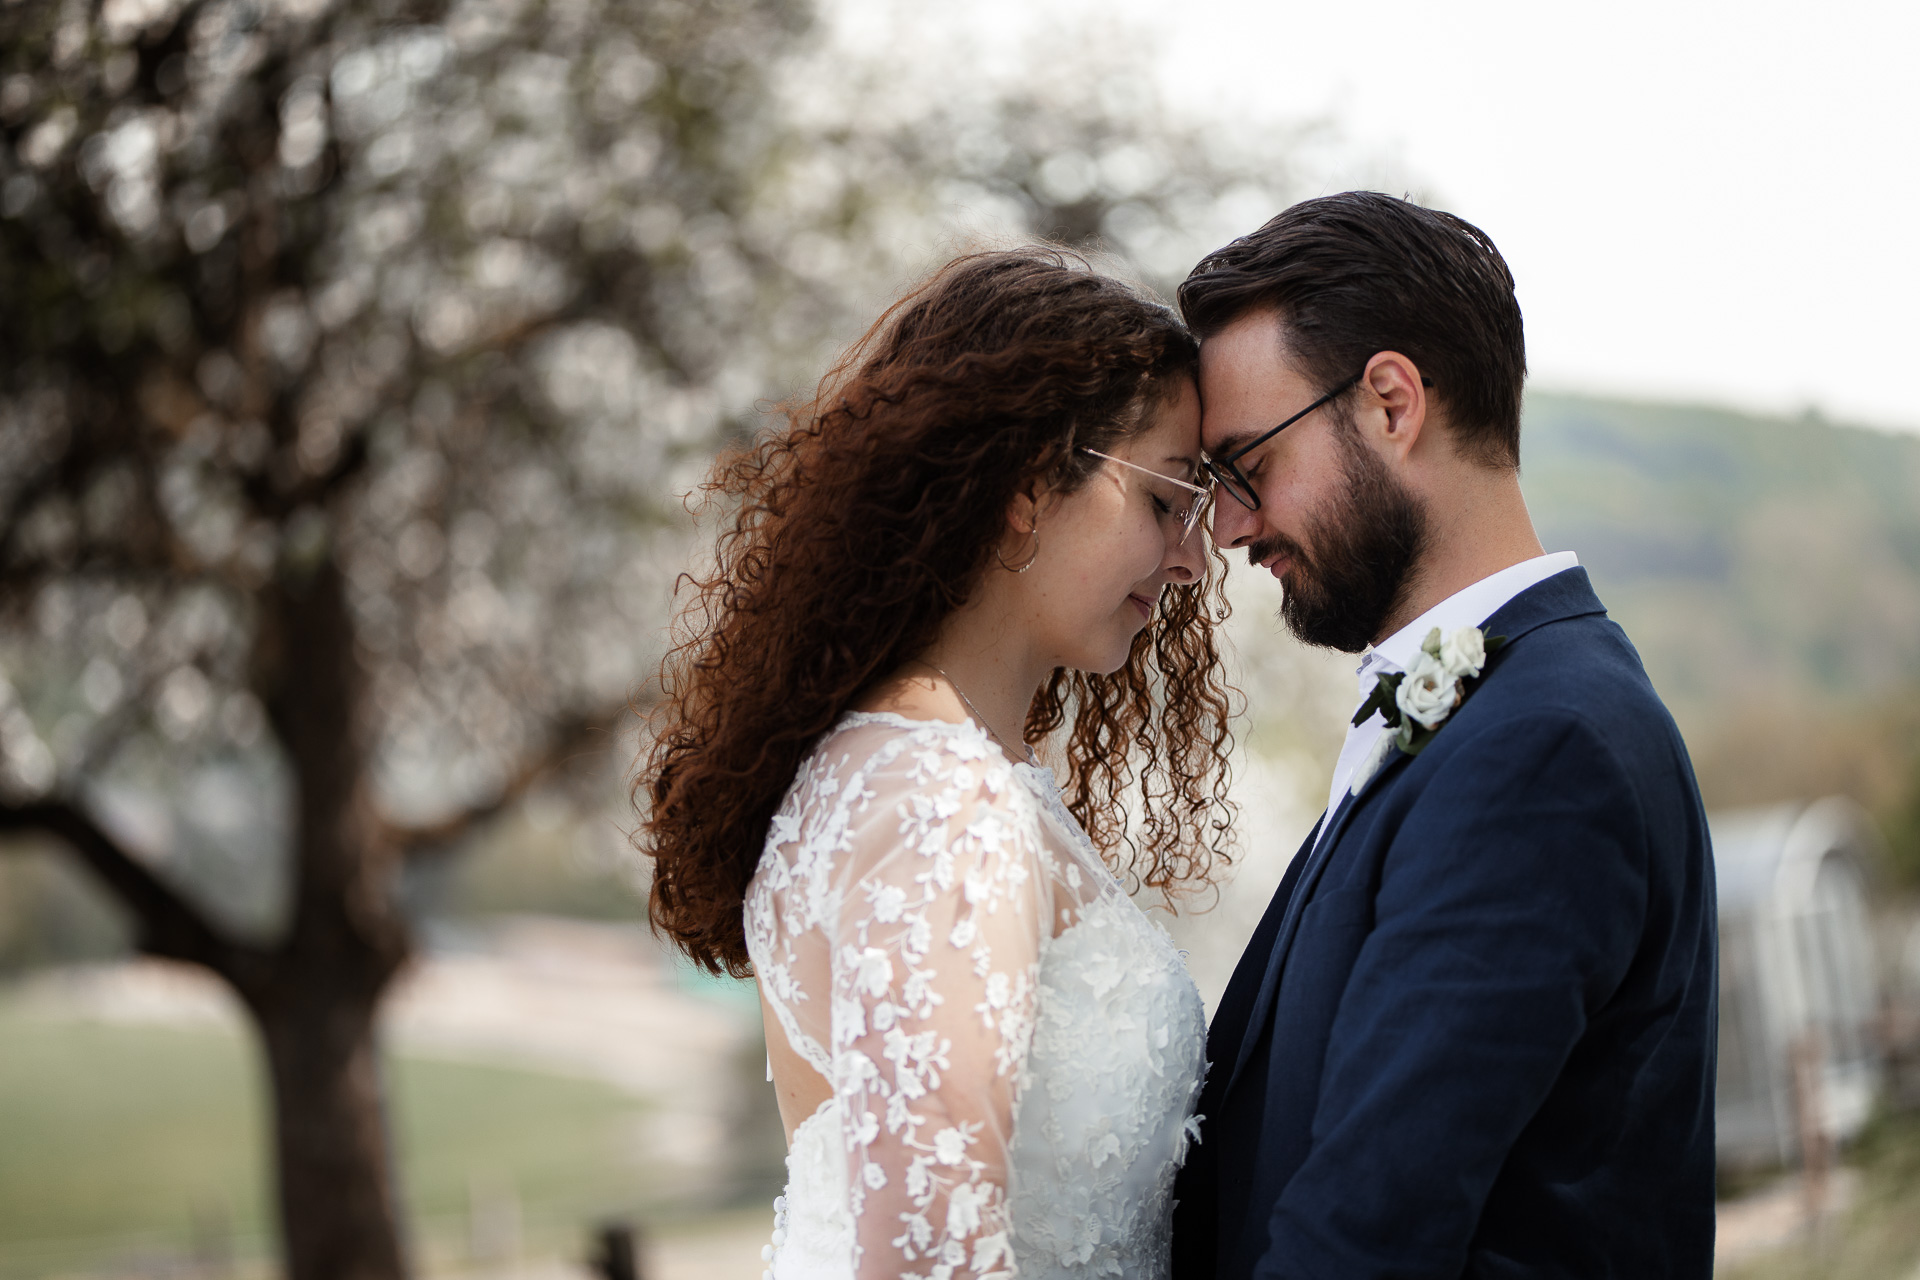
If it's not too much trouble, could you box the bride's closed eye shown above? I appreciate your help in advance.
[1144,475,1192,519]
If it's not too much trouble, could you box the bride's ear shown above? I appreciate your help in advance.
[1006,489,1036,536]
[1006,480,1061,536]
[995,482,1054,572]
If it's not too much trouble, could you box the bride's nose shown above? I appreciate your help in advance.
[1161,527,1205,584]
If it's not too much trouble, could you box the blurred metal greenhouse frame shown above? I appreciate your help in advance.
[1713,796,1886,1170]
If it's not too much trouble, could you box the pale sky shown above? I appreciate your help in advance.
[826,0,1920,435]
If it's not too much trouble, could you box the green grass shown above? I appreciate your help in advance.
[391,1051,663,1260]
[0,1005,662,1278]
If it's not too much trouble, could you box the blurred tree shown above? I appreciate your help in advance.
[777,13,1326,300]
[0,0,820,1274]
[0,0,1303,1274]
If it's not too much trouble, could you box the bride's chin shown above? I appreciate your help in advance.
[1047,620,1140,678]
[1078,642,1137,679]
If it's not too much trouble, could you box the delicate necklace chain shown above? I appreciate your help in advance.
[913,659,1038,766]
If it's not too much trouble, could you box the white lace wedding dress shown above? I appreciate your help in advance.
[744,711,1208,1280]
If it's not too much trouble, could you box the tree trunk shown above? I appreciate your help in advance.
[257,986,408,1280]
[0,548,619,1277]
[253,557,413,1280]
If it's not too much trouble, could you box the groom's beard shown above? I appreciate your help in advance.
[1248,426,1428,654]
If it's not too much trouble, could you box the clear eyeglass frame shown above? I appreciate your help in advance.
[1078,447,1213,546]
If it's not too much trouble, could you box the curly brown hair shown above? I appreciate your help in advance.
[636,247,1237,977]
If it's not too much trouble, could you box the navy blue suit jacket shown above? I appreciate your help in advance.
[1171,568,1717,1279]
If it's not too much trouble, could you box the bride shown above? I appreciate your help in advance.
[635,248,1237,1279]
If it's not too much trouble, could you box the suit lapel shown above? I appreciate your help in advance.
[1223,747,1411,1093]
[1202,816,1321,1074]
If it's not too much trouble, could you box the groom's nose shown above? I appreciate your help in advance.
[1210,492,1261,549]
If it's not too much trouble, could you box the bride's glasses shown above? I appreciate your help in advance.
[1079,448,1213,546]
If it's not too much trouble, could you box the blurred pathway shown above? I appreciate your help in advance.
[1713,1169,1860,1271]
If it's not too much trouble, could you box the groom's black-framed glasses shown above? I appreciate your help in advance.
[1203,369,1434,512]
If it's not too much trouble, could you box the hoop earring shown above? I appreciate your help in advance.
[996,531,1040,573]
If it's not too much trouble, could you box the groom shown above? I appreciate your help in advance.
[1170,193,1717,1278]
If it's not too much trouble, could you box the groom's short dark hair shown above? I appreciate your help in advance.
[1179,192,1526,468]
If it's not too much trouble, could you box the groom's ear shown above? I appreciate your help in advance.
[1359,352,1429,464]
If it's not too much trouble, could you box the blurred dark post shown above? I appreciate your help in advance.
[1790,1029,1831,1231]
[589,1221,643,1280]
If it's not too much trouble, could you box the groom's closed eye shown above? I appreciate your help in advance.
[1207,432,1257,462]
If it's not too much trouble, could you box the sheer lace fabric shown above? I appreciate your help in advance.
[745,713,1207,1280]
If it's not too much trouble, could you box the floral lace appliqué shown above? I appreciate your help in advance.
[745,713,1207,1280]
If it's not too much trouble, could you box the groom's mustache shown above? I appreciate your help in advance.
[1247,532,1311,577]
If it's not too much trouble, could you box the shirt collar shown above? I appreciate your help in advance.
[1357,551,1581,683]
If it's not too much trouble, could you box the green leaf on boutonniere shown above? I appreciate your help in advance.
[1397,719,1441,756]
[1352,670,1406,729]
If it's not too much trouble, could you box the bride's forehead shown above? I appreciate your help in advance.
[1121,383,1204,459]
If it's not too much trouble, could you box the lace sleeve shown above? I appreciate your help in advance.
[829,734,1050,1280]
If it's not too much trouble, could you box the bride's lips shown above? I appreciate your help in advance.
[1127,592,1155,620]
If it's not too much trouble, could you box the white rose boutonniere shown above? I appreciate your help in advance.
[1436,624,1486,680]
[1395,650,1459,729]
[1349,624,1507,795]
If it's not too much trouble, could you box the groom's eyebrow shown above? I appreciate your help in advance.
[1204,429,1258,460]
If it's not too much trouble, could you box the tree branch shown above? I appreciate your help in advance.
[386,705,637,857]
[0,798,272,995]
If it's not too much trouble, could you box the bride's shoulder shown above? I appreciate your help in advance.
[782,710,1049,829]
[819,709,1022,787]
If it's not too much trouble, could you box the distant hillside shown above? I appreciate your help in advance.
[1518,392,1920,813]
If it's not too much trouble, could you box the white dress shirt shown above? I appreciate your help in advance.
[1314,551,1582,849]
